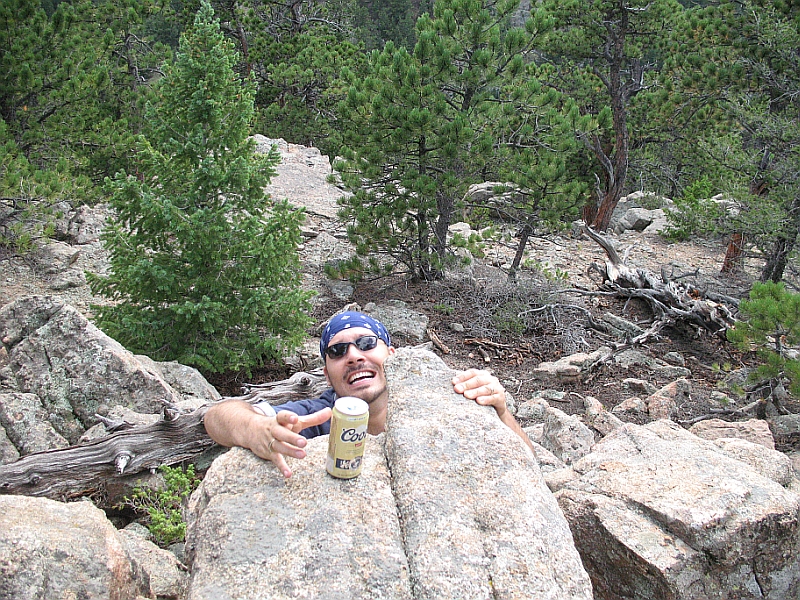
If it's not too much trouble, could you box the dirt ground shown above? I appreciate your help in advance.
[4,219,780,439]
[208,229,772,440]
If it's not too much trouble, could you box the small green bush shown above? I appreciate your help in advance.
[727,281,800,407]
[663,177,722,242]
[117,464,200,547]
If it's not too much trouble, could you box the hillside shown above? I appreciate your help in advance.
[1,138,774,447]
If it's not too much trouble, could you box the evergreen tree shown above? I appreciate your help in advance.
[537,0,683,231]
[336,0,585,281]
[191,0,369,157]
[90,0,312,374]
[728,281,800,414]
[657,0,800,281]
[0,0,172,191]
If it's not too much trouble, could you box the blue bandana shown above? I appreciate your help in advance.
[320,311,391,359]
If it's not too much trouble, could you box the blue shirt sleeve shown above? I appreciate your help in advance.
[255,389,336,439]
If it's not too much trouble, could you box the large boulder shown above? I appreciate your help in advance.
[0,495,153,599]
[0,296,220,447]
[384,348,593,599]
[185,347,594,599]
[554,419,800,600]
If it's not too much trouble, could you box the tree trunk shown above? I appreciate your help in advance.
[508,221,532,279]
[721,232,745,274]
[759,194,800,283]
[586,3,631,233]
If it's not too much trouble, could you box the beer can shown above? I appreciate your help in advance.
[326,396,369,479]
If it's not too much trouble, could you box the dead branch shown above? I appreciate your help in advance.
[679,400,762,425]
[427,328,451,354]
[464,338,533,366]
[0,370,327,500]
[581,224,736,337]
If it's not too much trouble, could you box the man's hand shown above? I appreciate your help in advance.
[263,408,332,478]
[204,399,332,479]
[452,369,534,452]
[452,368,508,418]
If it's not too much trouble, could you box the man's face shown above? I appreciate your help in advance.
[323,326,393,405]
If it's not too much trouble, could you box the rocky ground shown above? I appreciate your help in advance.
[1,136,776,444]
[2,212,758,423]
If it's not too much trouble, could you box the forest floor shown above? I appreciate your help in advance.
[204,227,778,443]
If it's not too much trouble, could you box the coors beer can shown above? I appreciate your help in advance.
[326,396,369,479]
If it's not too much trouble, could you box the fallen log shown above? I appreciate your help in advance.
[0,369,328,500]
[582,224,737,341]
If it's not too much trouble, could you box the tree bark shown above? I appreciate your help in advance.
[721,232,745,274]
[0,370,328,500]
[760,195,800,283]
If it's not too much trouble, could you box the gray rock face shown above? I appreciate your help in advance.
[255,135,346,220]
[185,440,412,600]
[384,349,593,600]
[0,495,152,600]
[0,391,69,453]
[0,296,220,449]
[185,348,593,599]
[118,524,189,600]
[555,420,800,600]
[0,425,19,465]
[363,300,429,345]
[5,301,180,442]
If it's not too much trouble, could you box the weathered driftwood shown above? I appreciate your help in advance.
[583,225,737,342]
[0,370,327,500]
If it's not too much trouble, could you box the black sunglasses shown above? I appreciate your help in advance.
[325,335,379,359]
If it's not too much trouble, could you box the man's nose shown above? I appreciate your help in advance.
[344,344,366,361]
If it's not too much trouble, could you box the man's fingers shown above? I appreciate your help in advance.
[270,452,293,478]
[267,407,334,479]
[298,407,332,429]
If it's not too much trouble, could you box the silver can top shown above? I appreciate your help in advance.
[334,396,369,416]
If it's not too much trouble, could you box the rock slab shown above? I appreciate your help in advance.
[185,440,412,600]
[555,419,800,600]
[384,348,593,600]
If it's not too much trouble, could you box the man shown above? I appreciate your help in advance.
[204,311,533,478]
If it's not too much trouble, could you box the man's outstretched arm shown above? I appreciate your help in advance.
[204,400,331,478]
[452,369,535,453]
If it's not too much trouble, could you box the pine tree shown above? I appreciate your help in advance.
[336,0,585,281]
[537,0,683,231]
[90,0,312,374]
[728,281,800,414]
[655,0,800,281]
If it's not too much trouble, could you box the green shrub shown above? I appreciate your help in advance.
[89,2,312,374]
[118,464,200,547]
[727,281,800,407]
[663,177,722,241]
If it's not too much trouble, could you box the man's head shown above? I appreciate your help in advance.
[320,312,393,406]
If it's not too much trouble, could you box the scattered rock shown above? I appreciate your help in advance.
[645,378,691,421]
[614,348,691,379]
[0,495,152,599]
[119,524,189,600]
[532,347,613,383]
[363,300,429,345]
[541,406,595,465]
[583,395,625,436]
[689,418,775,450]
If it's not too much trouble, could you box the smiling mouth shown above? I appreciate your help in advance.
[347,371,376,385]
